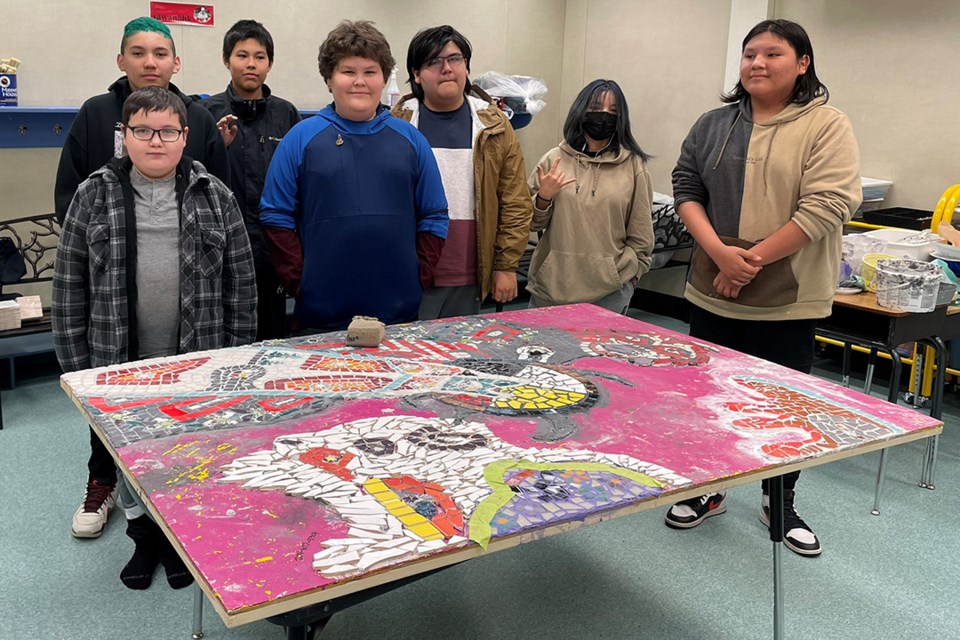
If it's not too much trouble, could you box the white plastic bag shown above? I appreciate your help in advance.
[474,71,548,116]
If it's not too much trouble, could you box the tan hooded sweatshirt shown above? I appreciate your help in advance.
[673,96,861,320]
[526,142,654,306]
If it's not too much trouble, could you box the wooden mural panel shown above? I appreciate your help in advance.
[60,305,941,624]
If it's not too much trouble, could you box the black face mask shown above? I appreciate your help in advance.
[582,111,617,142]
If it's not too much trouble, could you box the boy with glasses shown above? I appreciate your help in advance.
[53,86,256,589]
[392,25,531,319]
[54,16,231,541]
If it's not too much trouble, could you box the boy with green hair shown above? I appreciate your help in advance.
[54,16,231,541]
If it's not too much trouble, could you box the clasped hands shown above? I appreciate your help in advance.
[713,244,763,299]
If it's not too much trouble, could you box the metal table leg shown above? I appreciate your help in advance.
[192,583,204,639]
[917,337,946,489]
[769,474,785,640]
[872,449,889,517]
[926,436,941,490]
[841,342,852,387]
[872,347,902,515]
[864,347,877,394]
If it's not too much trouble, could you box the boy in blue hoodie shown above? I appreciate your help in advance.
[260,20,448,333]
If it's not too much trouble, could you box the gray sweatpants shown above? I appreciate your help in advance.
[529,281,635,315]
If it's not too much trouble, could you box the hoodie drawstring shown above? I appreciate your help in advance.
[574,156,601,197]
[712,111,742,170]
[762,120,782,196]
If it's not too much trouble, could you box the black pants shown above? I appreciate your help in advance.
[689,306,819,493]
[256,268,289,341]
[88,427,116,484]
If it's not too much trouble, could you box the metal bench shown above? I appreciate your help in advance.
[0,212,59,428]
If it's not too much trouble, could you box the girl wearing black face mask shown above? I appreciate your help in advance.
[526,79,654,314]
[581,111,618,148]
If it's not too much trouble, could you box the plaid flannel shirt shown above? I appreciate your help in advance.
[53,159,257,372]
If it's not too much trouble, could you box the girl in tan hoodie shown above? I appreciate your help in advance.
[527,79,655,313]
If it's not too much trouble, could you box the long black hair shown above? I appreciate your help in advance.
[562,79,649,161]
[722,19,828,106]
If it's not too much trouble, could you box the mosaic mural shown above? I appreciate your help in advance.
[59,304,940,617]
[220,415,681,576]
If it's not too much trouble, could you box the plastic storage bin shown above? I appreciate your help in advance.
[862,228,939,261]
[861,177,894,201]
[862,207,934,230]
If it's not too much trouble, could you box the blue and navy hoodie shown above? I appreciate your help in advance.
[260,104,448,330]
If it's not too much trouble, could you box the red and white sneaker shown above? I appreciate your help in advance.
[664,492,727,529]
[71,480,117,538]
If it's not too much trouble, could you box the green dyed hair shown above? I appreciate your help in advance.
[121,17,176,55]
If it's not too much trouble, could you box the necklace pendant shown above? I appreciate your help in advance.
[335,134,344,146]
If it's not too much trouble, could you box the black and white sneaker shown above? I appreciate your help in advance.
[664,492,727,529]
[760,490,821,557]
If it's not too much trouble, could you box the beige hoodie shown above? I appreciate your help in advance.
[674,97,861,320]
[527,142,654,306]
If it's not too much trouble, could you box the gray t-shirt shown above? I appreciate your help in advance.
[130,168,180,359]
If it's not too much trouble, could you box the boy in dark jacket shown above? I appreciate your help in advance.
[54,16,230,541]
[201,19,301,340]
[54,17,229,225]
[53,87,256,588]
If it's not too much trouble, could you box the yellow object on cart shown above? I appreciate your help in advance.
[905,184,960,402]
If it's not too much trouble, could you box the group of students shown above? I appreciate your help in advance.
[52,14,860,591]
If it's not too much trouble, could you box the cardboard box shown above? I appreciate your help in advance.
[0,74,17,107]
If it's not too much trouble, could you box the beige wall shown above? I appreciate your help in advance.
[4,1,960,222]
[560,0,731,191]
[777,0,960,209]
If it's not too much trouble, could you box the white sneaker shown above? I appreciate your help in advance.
[760,490,821,557]
[664,492,727,529]
[71,480,117,538]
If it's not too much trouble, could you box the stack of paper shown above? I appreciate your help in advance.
[15,295,42,320]
[0,300,21,330]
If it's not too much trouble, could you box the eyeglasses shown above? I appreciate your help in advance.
[127,126,183,142]
[423,53,466,70]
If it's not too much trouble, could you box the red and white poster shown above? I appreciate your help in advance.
[149,2,215,27]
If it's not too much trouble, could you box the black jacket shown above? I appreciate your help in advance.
[54,77,230,225]
[200,84,301,269]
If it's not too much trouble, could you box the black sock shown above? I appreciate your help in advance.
[158,537,194,589]
[120,544,160,590]
[120,514,161,590]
